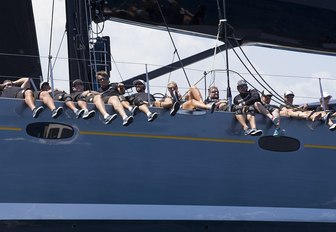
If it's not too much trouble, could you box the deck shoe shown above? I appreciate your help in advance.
[82,110,96,120]
[273,128,281,137]
[322,112,332,124]
[250,128,263,136]
[329,123,336,131]
[123,116,134,126]
[170,101,180,116]
[32,106,44,118]
[148,112,158,122]
[131,106,138,116]
[244,128,253,136]
[104,113,117,125]
[272,116,279,126]
[52,106,63,119]
[75,109,85,119]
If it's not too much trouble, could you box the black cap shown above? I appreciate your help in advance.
[237,79,247,87]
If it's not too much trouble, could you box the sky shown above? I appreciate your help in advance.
[32,0,336,104]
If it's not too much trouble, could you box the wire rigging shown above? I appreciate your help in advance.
[47,0,56,82]
[155,0,191,87]
[214,21,286,105]
[52,28,67,69]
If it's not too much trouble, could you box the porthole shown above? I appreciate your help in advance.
[26,122,74,139]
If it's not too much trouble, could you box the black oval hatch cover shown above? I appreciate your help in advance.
[258,136,300,152]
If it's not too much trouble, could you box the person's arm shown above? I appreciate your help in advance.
[243,89,260,105]
[13,77,30,89]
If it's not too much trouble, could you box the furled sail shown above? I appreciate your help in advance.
[94,0,336,55]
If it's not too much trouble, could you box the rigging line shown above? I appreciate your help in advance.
[165,50,177,96]
[210,20,223,87]
[110,53,132,95]
[92,21,105,34]
[224,23,286,102]
[223,22,284,99]
[211,0,223,78]
[318,78,326,111]
[179,72,209,100]
[155,0,191,87]
[226,69,284,106]
[107,31,126,84]
[52,28,67,69]
[228,38,283,101]
[209,0,225,88]
[223,42,285,105]
[0,53,40,58]
[47,0,56,82]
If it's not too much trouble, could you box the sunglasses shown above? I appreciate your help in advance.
[97,77,108,82]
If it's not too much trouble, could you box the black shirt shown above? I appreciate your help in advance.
[98,83,119,97]
[0,86,23,98]
[130,92,156,102]
[233,89,260,106]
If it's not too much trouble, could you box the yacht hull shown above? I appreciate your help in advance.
[0,99,336,230]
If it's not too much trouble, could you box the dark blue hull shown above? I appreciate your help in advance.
[0,98,336,230]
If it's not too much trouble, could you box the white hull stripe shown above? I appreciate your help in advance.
[0,204,336,222]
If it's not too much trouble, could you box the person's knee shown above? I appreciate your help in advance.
[39,91,50,99]
[93,95,101,103]
[254,102,261,109]
[24,89,33,97]
[246,105,255,116]
[108,96,120,105]
[235,105,243,115]
[63,94,73,103]
[133,97,144,106]
[190,85,197,90]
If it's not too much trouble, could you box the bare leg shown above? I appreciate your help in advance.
[77,100,88,110]
[188,86,203,101]
[24,90,36,110]
[254,102,272,119]
[181,99,210,110]
[236,114,248,130]
[108,96,128,118]
[247,114,257,129]
[272,108,280,127]
[65,101,79,111]
[154,98,173,109]
[139,104,151,115]
[121,100,131,110]
[39,91,57,110]
[93,95,109,116]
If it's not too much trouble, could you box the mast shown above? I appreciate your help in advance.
[65,0,91,89]
[222,0,232,111]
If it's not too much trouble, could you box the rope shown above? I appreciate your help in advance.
[164,50,177,96]
[155,0,191,87]
[52,28,67,69]
[47,0,56,82]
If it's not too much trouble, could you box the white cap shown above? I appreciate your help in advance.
[133,79,145,86]
[284,90,294,97]
[322,91,332,98]
[262,90,273,97]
